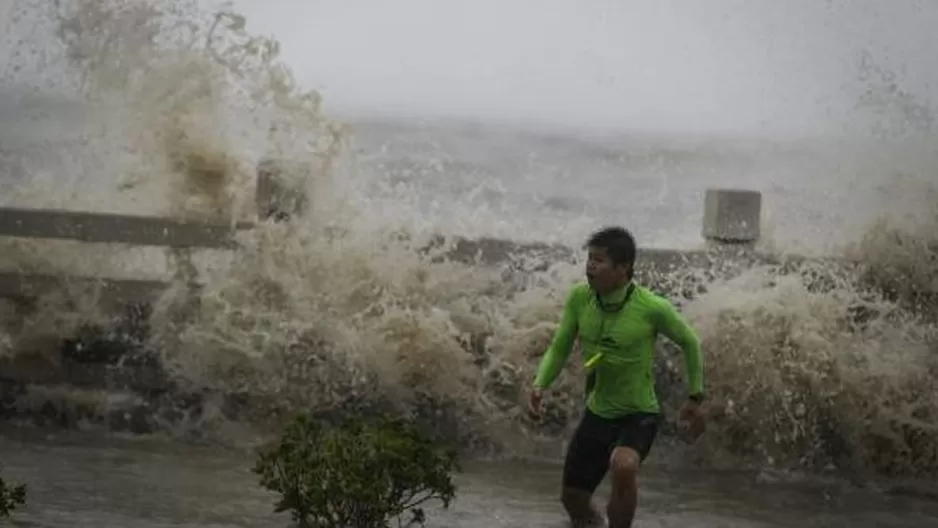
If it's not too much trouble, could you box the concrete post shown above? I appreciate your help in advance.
[701,188,762,245]
[255,157,309,222]
[0,1,13,41]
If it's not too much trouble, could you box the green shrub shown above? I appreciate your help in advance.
[253,413,459,528]
[0,469,26,518]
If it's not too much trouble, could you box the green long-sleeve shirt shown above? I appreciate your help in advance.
[533,281,704,418]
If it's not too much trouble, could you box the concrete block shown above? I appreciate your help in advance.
[701,188,762,243]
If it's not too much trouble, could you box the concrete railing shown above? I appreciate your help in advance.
[0,160,765,307]
[0,158,299,306]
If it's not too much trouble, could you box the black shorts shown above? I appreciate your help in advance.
[561,408,660,493]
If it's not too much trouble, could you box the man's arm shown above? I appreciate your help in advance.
[655,298,704,398]
[532,286,581,389]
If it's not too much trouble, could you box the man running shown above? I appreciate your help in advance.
[528,226,705,528]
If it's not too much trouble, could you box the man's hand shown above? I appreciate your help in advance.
[678,400,706,441]
[527,387,544,419]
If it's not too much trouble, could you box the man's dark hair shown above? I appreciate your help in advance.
[586,226,637,269]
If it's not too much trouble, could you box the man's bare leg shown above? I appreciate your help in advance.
[561,487,605,527]
[606,447,641,528]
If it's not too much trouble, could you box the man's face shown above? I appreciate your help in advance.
[586,245,629,293]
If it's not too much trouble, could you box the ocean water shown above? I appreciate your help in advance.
[0,1,936,526]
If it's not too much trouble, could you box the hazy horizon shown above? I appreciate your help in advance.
[230,0,938,140]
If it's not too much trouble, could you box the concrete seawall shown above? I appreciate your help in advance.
[0,177,837,437]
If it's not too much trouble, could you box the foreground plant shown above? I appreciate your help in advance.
[254,413,459,528]
[0,468,26,518]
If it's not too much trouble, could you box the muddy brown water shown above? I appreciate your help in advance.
[1,427,937,527]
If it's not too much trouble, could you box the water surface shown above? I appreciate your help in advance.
[2,428,936,527]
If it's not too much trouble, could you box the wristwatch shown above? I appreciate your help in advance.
[688,393,705,404]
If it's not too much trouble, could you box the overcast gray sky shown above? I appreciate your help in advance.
[2,0,936,139]
[229,0,938,138]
